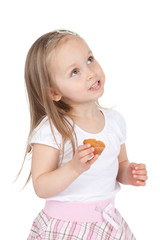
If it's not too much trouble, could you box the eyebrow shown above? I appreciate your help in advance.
[65,50,93,73]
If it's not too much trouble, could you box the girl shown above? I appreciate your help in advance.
[23,29,148,239]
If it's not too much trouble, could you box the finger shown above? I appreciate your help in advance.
[87,154,99,165]
[133,175,148,181]
[80,152,95,164]
[77,144,94,158]
[77,144,91,151]
[130,163,137,169]
[134,164,146,170]
[79,147,95,159]
[135,180,146,186]
[132,169,147,175]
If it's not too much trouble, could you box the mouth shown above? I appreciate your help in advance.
[89,80,101,90]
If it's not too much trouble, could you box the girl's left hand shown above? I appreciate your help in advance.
[127,163,148,186]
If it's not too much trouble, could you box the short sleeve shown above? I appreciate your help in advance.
[29,116,62,150]
[108,109,127,144]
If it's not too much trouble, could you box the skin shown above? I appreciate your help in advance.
[117,144,148,186]
[47,36,105,107]
[32,36,148,198]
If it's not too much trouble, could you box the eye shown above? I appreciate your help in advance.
[87,56,94,64]
[71,69,79,77]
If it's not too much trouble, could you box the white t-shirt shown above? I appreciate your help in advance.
[29,108,126,202]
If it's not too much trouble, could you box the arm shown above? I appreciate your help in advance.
[31,143,99,198]
[117,143,148,186]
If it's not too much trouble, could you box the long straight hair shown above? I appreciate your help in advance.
[17,30,79,184]
[17,30,102,185]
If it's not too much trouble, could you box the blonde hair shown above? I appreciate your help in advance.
[17,29,102,185]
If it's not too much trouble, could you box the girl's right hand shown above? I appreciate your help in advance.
[71,144,99,174]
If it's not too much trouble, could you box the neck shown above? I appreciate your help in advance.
[70,101,100,119]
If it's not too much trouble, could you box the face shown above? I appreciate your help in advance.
[47,36,105,105]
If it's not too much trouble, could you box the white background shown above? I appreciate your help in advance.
[0,0,160,239]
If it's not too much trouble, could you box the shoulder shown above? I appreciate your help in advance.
[32,116,51,133]
[101,108,126,123]
[29,116,62,150]
[101,108,127,144]
[31,116,57,138]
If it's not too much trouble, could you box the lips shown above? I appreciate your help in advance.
[89,80,100,90]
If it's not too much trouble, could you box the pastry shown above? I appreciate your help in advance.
[83,139,105,155]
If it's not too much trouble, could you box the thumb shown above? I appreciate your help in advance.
[88,154,99,165]
[129,162,137,169]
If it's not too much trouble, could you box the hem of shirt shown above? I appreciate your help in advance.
[30,141,60,150]
[45,188,121,203]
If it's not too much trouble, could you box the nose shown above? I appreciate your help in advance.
[87,69,95,81]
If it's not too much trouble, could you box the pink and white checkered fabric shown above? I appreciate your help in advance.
[27,208,136,240]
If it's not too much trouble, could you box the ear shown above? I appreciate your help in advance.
[48,87,62,102]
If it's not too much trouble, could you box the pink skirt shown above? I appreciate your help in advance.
[28,199,136,240]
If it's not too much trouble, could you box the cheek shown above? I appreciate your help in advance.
[99,68,105,83]
[94,62,105,79]
[60,81,84,96]
[102,71,106,82]
[99,65,105,76]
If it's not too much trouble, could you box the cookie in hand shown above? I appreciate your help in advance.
[83,139,105,155]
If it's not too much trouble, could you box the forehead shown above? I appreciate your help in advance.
[48,36,90,68]
[56,35,89,53]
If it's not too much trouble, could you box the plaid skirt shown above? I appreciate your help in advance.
[28,200,136,240]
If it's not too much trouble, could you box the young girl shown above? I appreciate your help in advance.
[23,29,148,239]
